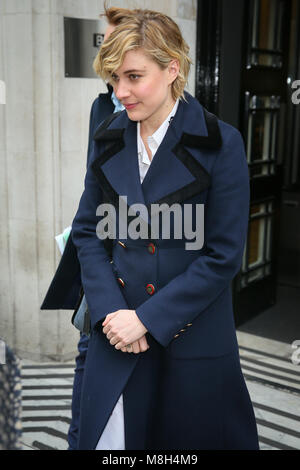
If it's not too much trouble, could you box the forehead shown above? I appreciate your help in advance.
[116,48,158,73]
[104,23,116,39]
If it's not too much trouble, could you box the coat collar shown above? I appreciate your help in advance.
[91,92,222,225]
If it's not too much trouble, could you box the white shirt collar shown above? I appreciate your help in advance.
[137,99,179,165]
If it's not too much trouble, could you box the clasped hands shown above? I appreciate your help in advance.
[102,309,149,354]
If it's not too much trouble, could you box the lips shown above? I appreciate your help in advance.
[124,103,139,110]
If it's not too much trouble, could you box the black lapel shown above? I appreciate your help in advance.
[140,105,222,208]
[91,98,222,229]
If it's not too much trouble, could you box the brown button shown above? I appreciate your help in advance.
[146,283,155,295]
[117,277,125,287]
[180,328,186,332]
[147,242,156,254]
[118,241,126,248]
[174,334,180,338]
[187,323,192,327]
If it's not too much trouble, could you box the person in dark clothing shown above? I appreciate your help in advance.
[71,8,259,450]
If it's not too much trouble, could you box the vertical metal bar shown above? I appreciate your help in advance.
[195,0,222,113]
[294,0,300,183]
[248,0,257,67]
[268,110,274,175]
[262,205,268,274]
[273,0,280,52]
[254,0,260,48]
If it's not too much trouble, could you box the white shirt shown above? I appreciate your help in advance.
[96,98,179,450]
[137,99,179,183]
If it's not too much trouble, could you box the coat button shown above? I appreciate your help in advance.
[146,283,155,295]
[147,242,156,254]
[174,334,180,338]
[187,323,192,327]
[117,277,125,287]
[180,328,186,332]
[118,241,126,248]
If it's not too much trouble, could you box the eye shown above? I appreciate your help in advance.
[129,74,141,81]
[111,73,119,82]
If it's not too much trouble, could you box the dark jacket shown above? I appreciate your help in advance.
[71,91,259,450]
[40,88,114,310]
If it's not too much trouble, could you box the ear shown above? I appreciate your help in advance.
[168,59,180,84]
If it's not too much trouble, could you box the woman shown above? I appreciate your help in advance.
[72,8,259,450]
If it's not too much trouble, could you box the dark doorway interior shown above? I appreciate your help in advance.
[196,0,300,341]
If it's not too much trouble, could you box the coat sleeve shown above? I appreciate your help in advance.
[135,126,250,347]
[71,142,129,331]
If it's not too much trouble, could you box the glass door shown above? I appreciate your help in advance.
[233,0,292,325]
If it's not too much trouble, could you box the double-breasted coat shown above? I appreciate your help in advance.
[71,91,259,450]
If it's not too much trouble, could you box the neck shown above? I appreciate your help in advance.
[140,96,176,137]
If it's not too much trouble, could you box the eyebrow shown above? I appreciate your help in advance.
[124,69,145,74]
[112,69,145,76]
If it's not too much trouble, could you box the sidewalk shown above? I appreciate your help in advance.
[19,331,300,450]
[237,331,300,450]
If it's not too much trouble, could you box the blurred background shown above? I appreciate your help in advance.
[0,0,299,450]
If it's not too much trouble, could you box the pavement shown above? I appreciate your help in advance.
[19,331,300,451]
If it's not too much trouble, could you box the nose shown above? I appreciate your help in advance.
[114,79,131,102]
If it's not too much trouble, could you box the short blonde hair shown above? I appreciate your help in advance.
[99,3,137,26]
[93,9,192,101]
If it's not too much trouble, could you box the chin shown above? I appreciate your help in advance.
[126,109,144,121]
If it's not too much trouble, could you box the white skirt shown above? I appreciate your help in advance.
[95,393,125,450]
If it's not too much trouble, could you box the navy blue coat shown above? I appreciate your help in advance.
[40,89,114,311]
[71,92,259,450]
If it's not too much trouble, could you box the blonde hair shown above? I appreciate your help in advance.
[99,3,137,26]
[93,9,192,101]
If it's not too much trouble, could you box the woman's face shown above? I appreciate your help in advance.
[111,48,178,125]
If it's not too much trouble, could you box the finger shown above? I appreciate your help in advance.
[114,341,126,351]
[102,325,111,335]
[131,341,140,354]
[106,330,117,340]
[103,323,116,335]
[109,335,120,346]
[102,311,118,326]
[138,336,150,352]
[105,331,112,340]
[102,315,112,327]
